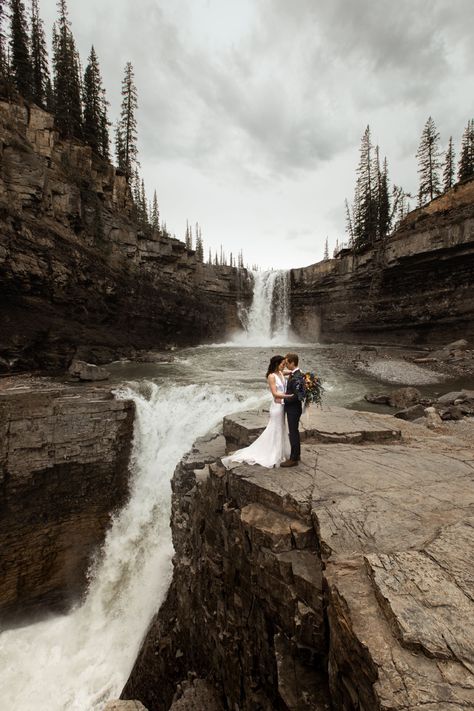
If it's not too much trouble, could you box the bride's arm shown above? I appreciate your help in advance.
[267,374,291,402]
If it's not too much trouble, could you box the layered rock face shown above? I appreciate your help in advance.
[0,101,250,372]
[0,381,134,619]
[123,407,474,710]
[291,181,474,345]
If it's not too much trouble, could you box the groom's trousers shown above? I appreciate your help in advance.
[286,404,302,461]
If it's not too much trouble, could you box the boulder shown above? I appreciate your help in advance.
[424,406,443,429]
[68,359,110,381]
[169,678,223,710]
[438,405,465,421]
[437,391,465,405]
[394,404,426,421]
[388,387,422,409]
[431,339,469,360]
[364,393,390,405]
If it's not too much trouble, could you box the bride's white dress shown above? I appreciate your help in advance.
[222,373,290,468]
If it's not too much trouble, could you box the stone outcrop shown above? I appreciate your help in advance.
[0,101,251,373]
[123,407,474,711]
[291,179,474,345]
[0,379,134,619]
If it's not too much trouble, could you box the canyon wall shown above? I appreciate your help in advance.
[0,382,134,620]
[0,100,250,373]
[291,180,474,345]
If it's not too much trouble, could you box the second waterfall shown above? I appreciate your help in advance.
[236,270,292,346]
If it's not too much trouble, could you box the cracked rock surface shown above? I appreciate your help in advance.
[123,407,474,710]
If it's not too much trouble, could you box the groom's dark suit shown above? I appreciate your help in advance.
[284,369,305,461]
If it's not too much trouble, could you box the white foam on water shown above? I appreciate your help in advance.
[0,381,262,711]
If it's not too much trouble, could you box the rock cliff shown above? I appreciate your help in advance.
[291,180,474,345]
[123,407,474,710]
[0,380,134,620]
[0,100,251,373]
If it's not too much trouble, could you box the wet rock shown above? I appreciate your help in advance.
[169,678,223,710]
[437,390,466,405]
[68,359,110,381]
[388,386,422,408]
[431,339,469,360]
[438,405,465,421]
[424,406,443,429]
[0,383,134,618]
[394,403,426,421]
[364,392,390,405]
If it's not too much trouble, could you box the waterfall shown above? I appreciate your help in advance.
[0,382,262,711]
[234,270,292,346]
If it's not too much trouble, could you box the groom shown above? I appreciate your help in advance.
[281,352,305,468]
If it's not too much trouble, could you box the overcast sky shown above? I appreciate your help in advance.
[38,0,474,269]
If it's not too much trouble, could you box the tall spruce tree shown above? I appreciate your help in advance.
[323,237,329,260]
[140,178,148,225]
[195,231,204,262]
[352,126,378,248]
[151,190,159,230]
[30,0,49,107]
[0,0,8,80]
[52,0,82,138]
[9,0,33,99]
[83,46,109,157]
[416,116,441,206]
[116,61,138,179]
[457,119,474,183]
[442,136,455,191]
[378,156,391,238]
[185,221,192,249]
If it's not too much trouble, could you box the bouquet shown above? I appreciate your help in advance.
[303,371,324,407]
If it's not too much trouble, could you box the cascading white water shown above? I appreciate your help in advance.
[0,382,262,711]
[234,270,292,345]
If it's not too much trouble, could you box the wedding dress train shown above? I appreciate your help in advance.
[222,374,290,468]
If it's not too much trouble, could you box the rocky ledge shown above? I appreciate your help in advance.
[0,379,134,620]
[123,406,474,711]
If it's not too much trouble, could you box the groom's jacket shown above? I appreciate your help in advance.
[284,369,306,410]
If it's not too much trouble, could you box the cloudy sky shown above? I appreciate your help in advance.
[38,0,474,269]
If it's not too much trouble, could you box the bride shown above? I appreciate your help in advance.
[222,355,292,469]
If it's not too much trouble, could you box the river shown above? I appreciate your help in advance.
[0,270,460,710]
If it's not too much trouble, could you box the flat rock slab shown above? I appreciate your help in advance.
[223,405,401,449]
[218,406,474,709]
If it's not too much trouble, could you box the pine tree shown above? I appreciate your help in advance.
[323,237,329,260]
[352,126,378,248]
[457,119,474,183]
[83,46,109,156]
[140,178,148,225]
[116,61,138,179]
[344,199,354,244]
[131,167,141,219]
[208,247,212,265]
[52,0,82,138]
[0,0,6,81]
[30,0,49,107]
[378,156,391,238]
[151,190,159,231]
[416,116,441,206]
[442,136,455,191]
[185,221,192,249]
[9,0,33,99]
[195,231,204,262]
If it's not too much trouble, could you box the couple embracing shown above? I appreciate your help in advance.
[222,353,305,470]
